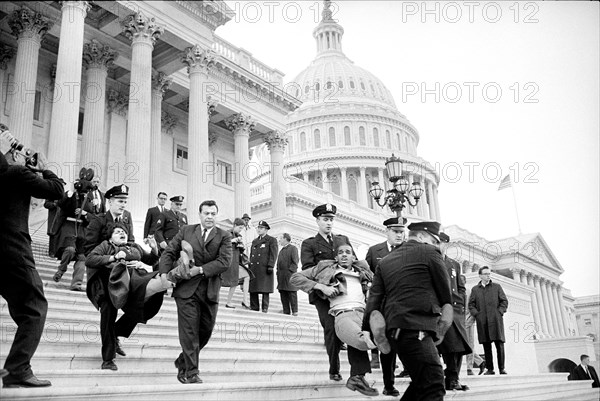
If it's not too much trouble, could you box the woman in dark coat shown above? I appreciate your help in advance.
[222,218,252,309]
[85,223,174,370]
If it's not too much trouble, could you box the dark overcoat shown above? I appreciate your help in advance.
[468,279,508,343]
[276,244,299,291]
[437,257,472,355]
[143,206,163,238]
[83,189,106,215]
[365,241,390,271]
[155,209,187,245]
[221,231,245,287]
[52,191,88,258]
[248,234,278,293]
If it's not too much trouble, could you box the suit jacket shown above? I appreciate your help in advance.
[301,232,353,304]
[570,364,600,387]
[0,166,64,269]
[84,210,135,256]
[155,209,187,245]
[365,241,391,271]
[83,189,106,215]
[159,224,232,302]
[363,240,452,340]
[276,244,299,291]
[143,206,165,238]
[248,234,278,293]
[468,280,508,343]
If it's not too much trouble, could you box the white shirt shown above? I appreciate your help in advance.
[328,268,365,314]
[201,226,213,241]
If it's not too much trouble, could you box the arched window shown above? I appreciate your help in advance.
[373,128,379,147]
[360,81,366,91]
[300,132,306,152]
[344,126,351,145]
[295,88,299,97]
[315,82,320,91]
[329,127,336,146]
[386,130,391,148]
[359,126,366,146]
[338,80,344,89]
[314,129,321,149]
[396,133,401,150]
[404,136,409,153]
[348,174,358,202]
[326,81,332,90]
[350,80,355,89]
[304,85,309,94]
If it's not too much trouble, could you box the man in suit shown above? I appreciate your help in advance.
[437,237,472,391]
[83,176,105,216]
[364,216,406,396]
[276,233,299,316]
[159,200,232,384]
[249,220,278,313]
[155,196,188,251]
[569,354,600,388]
[1,145,63,388]
[240,212,257,257]
[144,192,168,239]
[300,203,355,382]
[468,266,508,375]
[363,221,453,401]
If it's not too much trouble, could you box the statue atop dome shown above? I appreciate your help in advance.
[322,0,334,22]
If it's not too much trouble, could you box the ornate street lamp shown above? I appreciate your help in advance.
[369,154,423,218]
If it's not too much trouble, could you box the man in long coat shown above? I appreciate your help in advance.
[437,253,472,391]
[155,196,188,251]
[248,220,278,312]
[468,266,508,375]
[276,233,299,315]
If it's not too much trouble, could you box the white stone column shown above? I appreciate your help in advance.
[0,44,16,121]
[80,39,116,175]
[340,167,348,199]
[511,268,522,283]
[540,278,555,337]
[7,8,52,145]
[264,130,288,219]
[434,185,441,221]
[556,286,571,337]
[533,276,550,337]
[547,281,562,336]
[105,89,128,188]
[427,181,436,220]
[182,45,215,223]
[150,72,172,205]
[322,168,330,192]
[377,168,385,189]
[527,274,544,338]
[46,2,89,180]
[226,113,255,219]
[550,283,566,337]
[358,167,368,206]
[122,13,163,227]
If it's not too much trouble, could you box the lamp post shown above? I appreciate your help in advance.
[368,154,424,218]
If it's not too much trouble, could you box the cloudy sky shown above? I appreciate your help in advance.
[218,1,599,296]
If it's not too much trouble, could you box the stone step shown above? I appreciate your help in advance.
[508,385,600,401]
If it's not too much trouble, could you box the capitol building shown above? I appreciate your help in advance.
[0,0,597,377]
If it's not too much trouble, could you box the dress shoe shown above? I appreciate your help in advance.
[241,302,251,310]
[478,361,486,375]
[174,360,186,383]
[262,309,268,313]
[370,358,381,370]
[346,375,379,396]
[329,373,343,381]
[53,271,63,282]
[225,304,235,308]
[483,370,495,375]
[500,369,507,375]
[101,360,118,371]
[292,312,298,316]
[383,387,400,396]
[395,370,410,378]
[70,286,85,292]
[185,374,203,384]
[467,369,474,376]
[116,339,126,356]
[446,380,469,391]
[3,374,52,388]
[369,310,391,354]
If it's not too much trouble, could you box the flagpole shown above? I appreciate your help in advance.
[510,172,523,235]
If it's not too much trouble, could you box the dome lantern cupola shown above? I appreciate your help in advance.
[312,0,345,58]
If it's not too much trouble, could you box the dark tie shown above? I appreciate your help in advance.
[327,234,333,247]
[203,228,208,242]
[116,216,121,223]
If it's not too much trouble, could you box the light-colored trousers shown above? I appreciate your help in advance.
[334,310,374,351]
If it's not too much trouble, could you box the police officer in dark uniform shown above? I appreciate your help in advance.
[0,144,63,387]
[364,221,453,401]
[300,203,359,382]
[248,220,278,312]
[155,195,188,251]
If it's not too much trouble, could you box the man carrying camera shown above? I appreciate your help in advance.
[0,128,64,387]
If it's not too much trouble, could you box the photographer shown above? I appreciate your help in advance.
[0,128,64,387]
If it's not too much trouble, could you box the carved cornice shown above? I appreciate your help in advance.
[161,111,178,135]
[174,0,233,31]
[226,113,255,134]
[107,89,128,116]
[152,71,173,93]
[0,44,16,70]
[8,7,53,42]
[181,45,215,75]
[264,130,288,152]
[121,13,163,46]
[83,39,117,70]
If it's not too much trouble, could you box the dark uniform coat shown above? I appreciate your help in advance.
[468,280,508,343]
[300,233,352,304]
[365,241,391,272]
[437,257,472,355]
[248,234,278,293]
[276,244,299,291]
[155,209,187,245]
[143,206,164,238]
[44,199,60,257]
[52,191,88,259]
[83,189,106,216]
[84,210,135,256]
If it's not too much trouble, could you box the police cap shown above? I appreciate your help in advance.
[407,221,444,242]
[312,203,337,218]
[170,195,184,203]
[105,184,129,199]
[383,217,407,228]
[257,220,270,229]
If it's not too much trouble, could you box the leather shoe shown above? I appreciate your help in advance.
[116,339,126,356]
[101,360,118,371]
[446,380,469,391]
[484,370,495,375]
[500,369,508,375]
[3,374,52,388]
[185,374,203,384]
[478,361,486,375]
[241,302,251,310]
[346,375,379,396]
[329,373,343,381]
[174,360,186,384]
[225,304,235,308]
[395,370,410,378]
[70,286,85,292]
[369,310,391,354]
[383,387,400,396]
[467,369,474,376]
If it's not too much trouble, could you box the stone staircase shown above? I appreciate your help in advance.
[1,232,599,400]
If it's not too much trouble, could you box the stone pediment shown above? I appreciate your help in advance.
[492,233,564,274]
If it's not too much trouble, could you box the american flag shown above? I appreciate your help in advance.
[498,174,511,191]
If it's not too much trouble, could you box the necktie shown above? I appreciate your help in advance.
[203,228,208,242]
[160,206,163,213]
[116,216,121,223]
[327,234,333,247]
[94,191,100,212]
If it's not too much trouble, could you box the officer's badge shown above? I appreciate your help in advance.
[326,203,333,212]
[121,185,127,193]
[451,268,456,278]
[157,219,161,224]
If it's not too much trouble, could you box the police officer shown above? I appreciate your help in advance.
[364,221,453,401]
[300,203,355,382]
[1,145,63,387]
[155,196,188,250]
[248,220,278,313]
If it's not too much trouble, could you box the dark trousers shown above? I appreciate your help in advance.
[379,349,397,390]
[250,292,270,312]
[442,353,463,383]
[57,246,85,288]
[482,341,505,372]
[98,298,140,362]
[0,266,47,381]
[393,330,445,401]
[313,297,370,376]
[174,280,218,378]
[279,290,298,314]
